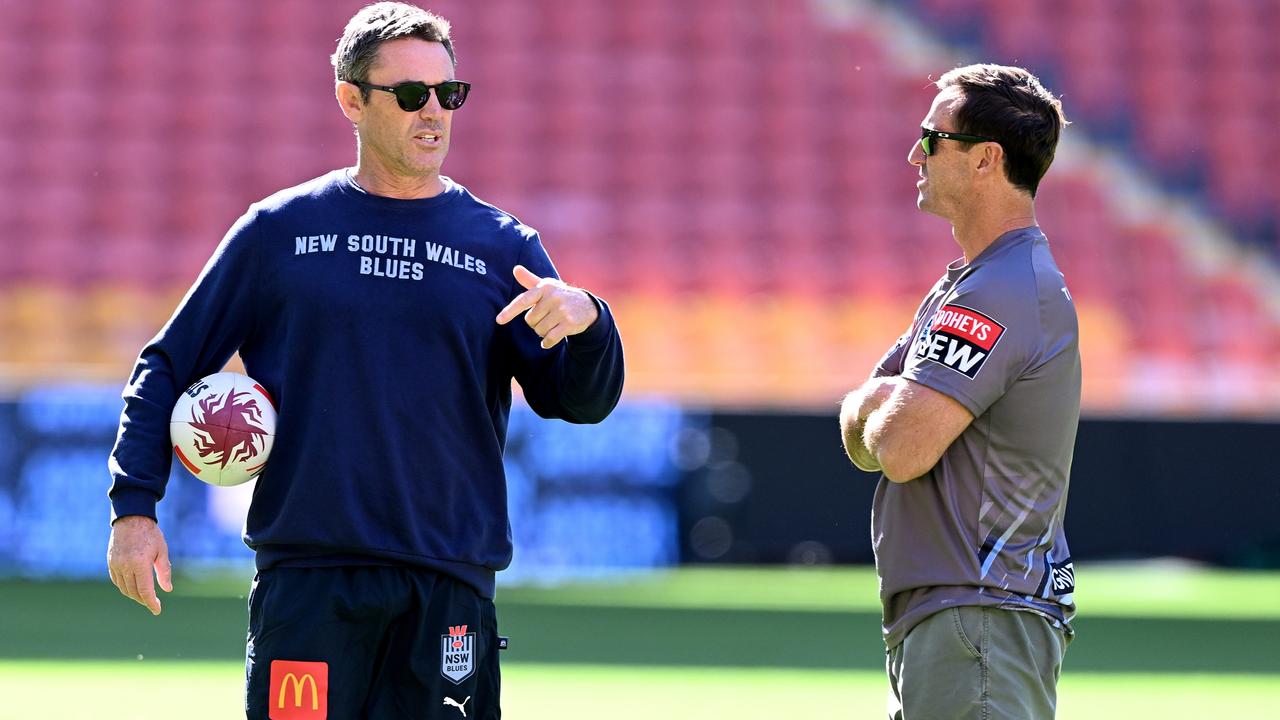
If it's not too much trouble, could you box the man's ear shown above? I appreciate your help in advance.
[974,142,1004,175]
[337,81,364,124]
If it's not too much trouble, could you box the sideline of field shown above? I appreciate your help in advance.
[1,661,1276,720]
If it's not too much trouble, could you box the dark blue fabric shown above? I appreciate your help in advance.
[108,170,625,597]
[245,566,501,719]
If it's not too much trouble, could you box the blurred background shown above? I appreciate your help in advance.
[1,0,1278,718]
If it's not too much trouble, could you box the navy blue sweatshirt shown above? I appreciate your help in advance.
[108,170,625,597]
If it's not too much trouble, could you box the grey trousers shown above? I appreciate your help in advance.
[886,606,1069,720]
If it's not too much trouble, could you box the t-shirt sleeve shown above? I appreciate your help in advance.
[873,289,940,378]
[873,328,913,378]
[900,277,1038,418]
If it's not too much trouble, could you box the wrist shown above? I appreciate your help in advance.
[111,514,158,529]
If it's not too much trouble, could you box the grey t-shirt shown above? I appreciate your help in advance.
[871,226,1080,649]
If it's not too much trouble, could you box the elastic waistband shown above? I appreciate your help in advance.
[253,545,497,599]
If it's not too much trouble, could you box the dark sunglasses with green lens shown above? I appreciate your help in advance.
[920,127,998,156]
[355,80,471,111]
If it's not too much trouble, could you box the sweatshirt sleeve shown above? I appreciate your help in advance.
[107,209,261,523]
[505,233,625,424]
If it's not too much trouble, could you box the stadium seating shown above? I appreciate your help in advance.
[912,0,1280,247]
[1,0,1276,413]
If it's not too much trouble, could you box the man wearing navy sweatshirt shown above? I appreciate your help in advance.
[105,4,624,718]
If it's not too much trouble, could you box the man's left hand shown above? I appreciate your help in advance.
[496,265,600,349]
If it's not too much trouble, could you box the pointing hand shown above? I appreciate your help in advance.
[495,265,599,349]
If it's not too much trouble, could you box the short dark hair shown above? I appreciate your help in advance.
[331,2,456,102]
[936,64,1067,198]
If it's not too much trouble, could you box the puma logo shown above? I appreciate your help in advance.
[443,696,471,717]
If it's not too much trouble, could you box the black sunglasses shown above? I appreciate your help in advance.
[354,80,471,111]
[920,127,998,156]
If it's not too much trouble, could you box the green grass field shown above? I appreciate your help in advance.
[2,564,1277,719]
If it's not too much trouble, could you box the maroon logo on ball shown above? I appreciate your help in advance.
[188,390,270,472]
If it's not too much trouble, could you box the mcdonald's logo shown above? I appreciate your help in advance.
[269,660,328,720]
[280,673,317,710]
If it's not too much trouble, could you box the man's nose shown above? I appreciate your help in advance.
[419,88,444,117]
[908,139,925,166]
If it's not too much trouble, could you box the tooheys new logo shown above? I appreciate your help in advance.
[914,304,1006,378]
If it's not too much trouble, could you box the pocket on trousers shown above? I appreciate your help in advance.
[950,607,985,660]
[246,570,279,645]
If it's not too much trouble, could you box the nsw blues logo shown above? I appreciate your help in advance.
[441,625,476,684]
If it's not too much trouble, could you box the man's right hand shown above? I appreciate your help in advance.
[107,515,173,615]
[839,377,899,472]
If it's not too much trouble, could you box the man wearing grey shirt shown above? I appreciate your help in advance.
[840,64,1078,720]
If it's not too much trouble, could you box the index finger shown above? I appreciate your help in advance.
[496,288,541,325]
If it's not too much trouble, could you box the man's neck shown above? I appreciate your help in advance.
[950,193,1037,263]
[352,161,445,200]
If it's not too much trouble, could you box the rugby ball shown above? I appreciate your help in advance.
[170,372,277,486]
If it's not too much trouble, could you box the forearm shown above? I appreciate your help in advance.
[864,380,973,483]
[522,296,624,424]
[558,331,624,423]
[862,392,907,478]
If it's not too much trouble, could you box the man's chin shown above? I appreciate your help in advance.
[916,197,949,220]
[403,158,445,179]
